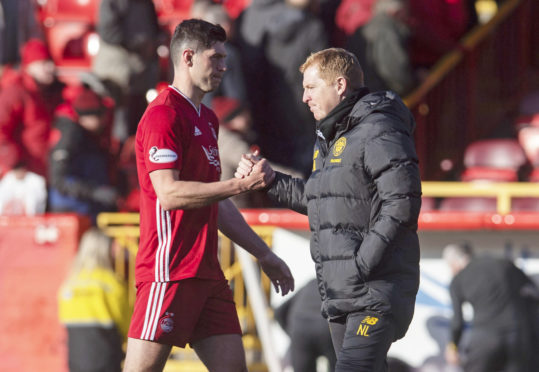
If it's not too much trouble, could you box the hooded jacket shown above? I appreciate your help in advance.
[268,90,421,340]
[0,71,64,177]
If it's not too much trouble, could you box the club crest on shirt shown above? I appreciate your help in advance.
[160,312,174,333]
[201,145,221,172]
[149,146,178,163]
[333,137,347,157]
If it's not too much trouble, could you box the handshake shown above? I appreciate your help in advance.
[234,150,276,191]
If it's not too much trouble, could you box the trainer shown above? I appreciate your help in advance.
[236,48,422,371]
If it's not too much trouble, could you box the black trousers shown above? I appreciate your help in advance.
[328,311,395,372]
[463,327,533,372]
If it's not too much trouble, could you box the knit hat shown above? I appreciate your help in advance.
[21,39,51,66]
[72,87,104,116]
[212,97,243,123]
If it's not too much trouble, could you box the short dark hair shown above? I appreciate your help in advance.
[170,19,226,66]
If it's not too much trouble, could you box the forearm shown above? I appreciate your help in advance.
[267,172,308,214]
[217,199,270,259]
[156,177,251,211]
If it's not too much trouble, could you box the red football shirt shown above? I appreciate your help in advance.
[135,86,224,283]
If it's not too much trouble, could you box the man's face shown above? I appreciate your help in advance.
[191,42,227,93]
[79,114,105,133]
[25,59,56,85]
[302,65,341,121]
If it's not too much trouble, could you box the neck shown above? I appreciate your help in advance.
[171,74,204,108]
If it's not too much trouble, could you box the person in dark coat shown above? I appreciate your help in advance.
[237,0,328,176]
[235,47,421,371]
[443,242,539,372]
[48,86,119,222]
[274,279,336,372]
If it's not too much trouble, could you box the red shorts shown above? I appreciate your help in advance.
[128,278,242,347]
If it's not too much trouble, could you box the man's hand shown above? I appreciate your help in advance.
[234,150,260,179]
[235,150,275,191]
[258,251,295,296]
[444,343,460,366]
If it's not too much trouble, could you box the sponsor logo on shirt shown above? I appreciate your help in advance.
[201,145,221,172]
[149,146,178,163]
[194,126,202,136]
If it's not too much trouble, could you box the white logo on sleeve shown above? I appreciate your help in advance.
[149,146,178,163]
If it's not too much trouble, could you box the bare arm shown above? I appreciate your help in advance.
[218,198,294,296]
[149,158,274,210]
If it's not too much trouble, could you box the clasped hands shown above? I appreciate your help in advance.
[234,150,275,190]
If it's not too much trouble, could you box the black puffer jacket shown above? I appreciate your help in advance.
[268,90,421,340]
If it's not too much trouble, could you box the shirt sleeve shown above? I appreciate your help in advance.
[142,106,184,173]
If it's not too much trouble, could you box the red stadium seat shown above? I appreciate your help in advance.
[39,0,99,24]
[461,167,518,182]
[514,113,539,130]
[153,0,193,34]
[439,197,497,212]
[511,197,539,212]
[460,139,527,182]
[518,126,539,167]
[421,197,436,212]
[463,139,527,169]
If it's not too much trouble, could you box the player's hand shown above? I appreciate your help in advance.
[234,150,260,179]
[258,251,295,296]
[246,158,275,190]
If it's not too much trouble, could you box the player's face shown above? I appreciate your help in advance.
[191,42,227,93]
[302,65,341,121]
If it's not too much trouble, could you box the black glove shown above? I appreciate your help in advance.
[91,186,119,207]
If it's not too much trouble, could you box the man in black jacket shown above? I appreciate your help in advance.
[443,242,539,372]
[235,48,421,371]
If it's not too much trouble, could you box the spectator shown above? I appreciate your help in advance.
[346,0,416,96]
[0,161,46,215]
[443,242,539,372]
[333,0,376,46]
[274,279,336,372]
[238,0,328,176]
[408,0,471,70]
[0,0,42,69]
[92,0,161,143]
[0,38,64,178]
[58,228,129,372]
[48,86,119,223]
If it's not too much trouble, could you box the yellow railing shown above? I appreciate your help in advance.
[422,181,539,214]
[96,213,272,372]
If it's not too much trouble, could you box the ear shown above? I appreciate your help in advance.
[182,48,195,67]
[335,76,348,97]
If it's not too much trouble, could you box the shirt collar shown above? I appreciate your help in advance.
[169,85,201,116]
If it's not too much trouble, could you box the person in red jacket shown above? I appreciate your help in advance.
[0,39,64,178]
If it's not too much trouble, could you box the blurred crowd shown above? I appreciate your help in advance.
[0,0,503,221]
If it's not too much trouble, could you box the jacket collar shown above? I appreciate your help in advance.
[316,87,369,143]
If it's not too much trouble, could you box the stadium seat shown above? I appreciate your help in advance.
[421,197,436,212]
[511,197,539,212]
[438,197,497,212]
[514,113,539,130]
[154,0,193,34]
[39,0,99,24]
[460,139,527,182]
[518,126,539,166]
